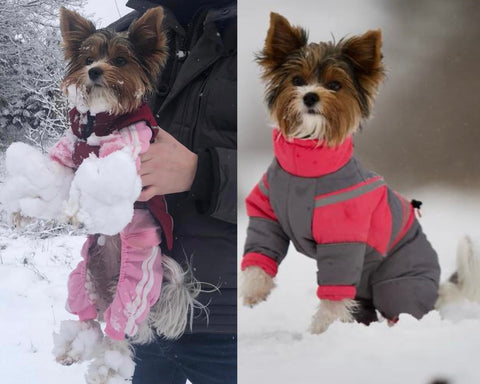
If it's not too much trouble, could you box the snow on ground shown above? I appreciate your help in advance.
[0,184,479,383]
[238,186,480,384]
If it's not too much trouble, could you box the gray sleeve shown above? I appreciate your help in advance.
[316,243,366,287]
[244,217,290,265]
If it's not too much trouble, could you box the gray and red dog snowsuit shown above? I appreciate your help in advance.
[241,129,441,321]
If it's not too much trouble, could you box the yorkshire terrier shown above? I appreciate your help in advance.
[241,12,455,333]
[1,7,201,383]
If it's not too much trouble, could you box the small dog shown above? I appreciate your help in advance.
[240,13,477,333]
[1,7,201,384]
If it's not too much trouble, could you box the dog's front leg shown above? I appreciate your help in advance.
[53,320,103,365]
[309,299,358,334]
[85,337,135,384]
[241,266,276,306]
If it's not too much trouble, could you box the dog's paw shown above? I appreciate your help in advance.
[52,320,103,365]
[86,339,135,384]
[65,150,141,236]
[309,299,357,334]
[241,266,275,306]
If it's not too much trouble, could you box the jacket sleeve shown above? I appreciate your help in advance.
[312,177,389,301]
[49,131,76,169]
[189,147,236,225]
[241,174,289,277]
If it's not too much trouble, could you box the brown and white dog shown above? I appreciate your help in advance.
[240,12,480,334]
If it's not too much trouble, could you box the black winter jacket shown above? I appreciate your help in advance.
[111,0,237,333]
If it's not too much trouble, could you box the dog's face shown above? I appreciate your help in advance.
[59,7,167,115]
[257,13,385,146]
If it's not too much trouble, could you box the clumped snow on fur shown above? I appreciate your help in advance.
[0,142,73,220]
[65,149,141,235]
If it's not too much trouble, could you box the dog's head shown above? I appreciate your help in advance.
[257,13,385,146]
[59,7,167,115]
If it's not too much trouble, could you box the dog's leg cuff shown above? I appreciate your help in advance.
[317,285,356,301]
[241,252,278,277]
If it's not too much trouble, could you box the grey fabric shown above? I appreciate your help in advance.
[244,146,441,320]
[316,243,366,286]
[371,221,440,318]
[314,178,385,208]
[244,217,290,264]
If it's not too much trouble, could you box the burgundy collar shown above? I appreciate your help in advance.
[69,103,159,140]
[273,129,354,177]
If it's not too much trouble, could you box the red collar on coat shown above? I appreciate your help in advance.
[272,129,354,177]
[69,103,159,140]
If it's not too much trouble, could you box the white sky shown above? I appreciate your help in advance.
[84,0,132,28]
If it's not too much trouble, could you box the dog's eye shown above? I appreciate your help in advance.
[113,57,127,67]
[292,76,306,87]
[85,57,94,65]
[326,81,342,91]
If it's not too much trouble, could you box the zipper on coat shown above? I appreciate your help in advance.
[188,68,213,149]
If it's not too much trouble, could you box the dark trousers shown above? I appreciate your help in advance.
[132,333,237,384]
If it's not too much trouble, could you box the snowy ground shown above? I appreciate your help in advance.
[238,187,480,384]
[1,189,480,384]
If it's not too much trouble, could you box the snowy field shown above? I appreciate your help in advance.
[238,186,480,384]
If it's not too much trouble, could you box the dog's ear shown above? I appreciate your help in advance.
[128,7,167,67]
[257,12,308,71]
[59,7,96,61]
[341,29,384,77]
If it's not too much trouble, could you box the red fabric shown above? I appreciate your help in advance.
[389,193,415,251]
[273,129,353,177]
[245,178,277,221]
[317,285,356,300]
[241,252,278,277]
[312,182,392,255]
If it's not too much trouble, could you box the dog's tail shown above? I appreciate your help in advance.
[437,236,480,307]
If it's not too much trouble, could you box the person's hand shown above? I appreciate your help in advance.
[138,128,198,201]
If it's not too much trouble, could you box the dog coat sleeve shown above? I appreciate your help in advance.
[96,122,152,170]
[312,177,391,301]
[241,174,289,277]
[49,130,77,169]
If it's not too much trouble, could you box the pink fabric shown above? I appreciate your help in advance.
[57,121,163,340]
[49,121,152,170]
[273,129,353,177]
[104,209,163,340]
[66,235,98,321]
[67,209,163,340]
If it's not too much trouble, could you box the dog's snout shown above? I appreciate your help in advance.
[303,92,320,107]
[88,67,103,81]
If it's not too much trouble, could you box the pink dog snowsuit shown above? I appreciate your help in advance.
[50,104,173,340]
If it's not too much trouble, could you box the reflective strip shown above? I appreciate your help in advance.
[258,177,269,196]
[314,178,385,208]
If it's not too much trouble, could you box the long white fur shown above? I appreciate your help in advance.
[309,299,358,334]
[437,236,480,308]
[240,266,275,306]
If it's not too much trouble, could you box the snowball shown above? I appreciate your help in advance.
[65,148,141,235]
[0,142,73,220]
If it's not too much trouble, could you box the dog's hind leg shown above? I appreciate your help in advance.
[85,337,135,384]
[53,320,103,365]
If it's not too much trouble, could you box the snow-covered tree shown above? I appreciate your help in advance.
[0,0,85,150]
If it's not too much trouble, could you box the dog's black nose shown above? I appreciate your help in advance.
[88,67,103,81]
[303,92,320,107]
